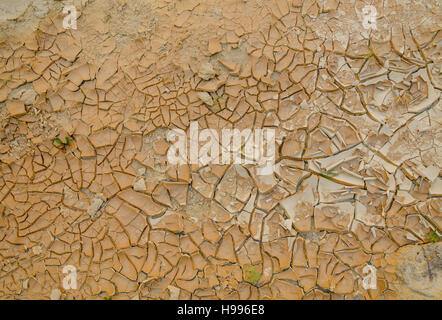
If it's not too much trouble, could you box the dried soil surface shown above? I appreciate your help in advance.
[0,0,441,300]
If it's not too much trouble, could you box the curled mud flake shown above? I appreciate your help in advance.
[198,63,216,81]
[197,91,214,106]
[6,99,26,116]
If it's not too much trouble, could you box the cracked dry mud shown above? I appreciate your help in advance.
[0,0,441,300]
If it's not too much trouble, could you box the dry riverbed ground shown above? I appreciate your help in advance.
[0,0,441,300]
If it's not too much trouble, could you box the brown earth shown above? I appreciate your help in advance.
[0,0,441,300]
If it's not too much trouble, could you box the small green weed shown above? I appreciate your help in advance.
[244,264,262,285]
[319,169,338,179]
[426,230,441,243]
[54,136,72,148]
